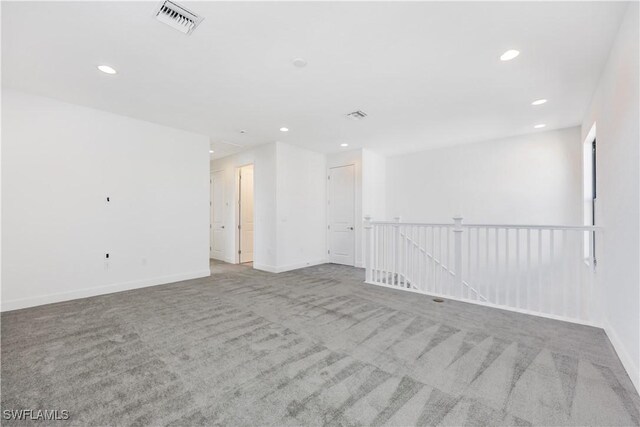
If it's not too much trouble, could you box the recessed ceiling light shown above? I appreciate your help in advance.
[209,150,214,153]
[97,65,117,74]
[280,127,289,132]
[340,143,349,147]
[534,124,546,129]
[292,58,307,68]
[531,99,547,106]
[500,50,520,61]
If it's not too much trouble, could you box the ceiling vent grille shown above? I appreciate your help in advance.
[346,110,368,120]
[154,1,203,35]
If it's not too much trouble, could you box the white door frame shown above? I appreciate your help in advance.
[210,172,214,258]
[326,163,356,266]
[235,163,255,264]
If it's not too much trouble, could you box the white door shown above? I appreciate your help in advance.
[211,170,226,260]
[239,165,254,263]
[328,164,355,265]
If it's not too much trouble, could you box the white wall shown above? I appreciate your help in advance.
[362,149,387,221]
[211,143,278,269]
[386,127,583,225]
[2,89,211,311]
[582,2,639,392]
[276,142,326,271]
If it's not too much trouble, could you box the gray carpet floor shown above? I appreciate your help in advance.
[2,261,639,426]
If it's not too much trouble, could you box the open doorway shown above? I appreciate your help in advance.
[237,164,254,264]
[583,124,596,262]
[210,170,225,261]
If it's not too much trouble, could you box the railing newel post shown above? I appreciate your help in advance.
[364,215,373,283]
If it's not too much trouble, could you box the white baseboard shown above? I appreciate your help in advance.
[253,263,278,273]
[254,259,327,274]
[277,259,327,273]
[603,319,640,394]
[1,269,211,312]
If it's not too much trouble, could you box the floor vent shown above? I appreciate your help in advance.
[154,1,203,35]
[346,110,368,120]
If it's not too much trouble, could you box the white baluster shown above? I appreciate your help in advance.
[526,228,531,312]
[432,226,436,293]
[588,230,595,321]
[494,228,499,305]
[485,227,490,303]
[476,228,481,301]
[364,215,372,283]
[516,228,520,309]
[538,229,543,313]
[375,225,379,283]
[405,224,409,288]
[505,228,509,307]
[562,229,568,317]
[382,224,386,284]
[393,217,401,287]
[418,226,422,290]
[453,216,463,297]
[467,227,471,299]
[549,229,555,316]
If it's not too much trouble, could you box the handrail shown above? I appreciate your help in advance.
[370,221,453,227]
[464,224,600,231]
[371,220,599,231]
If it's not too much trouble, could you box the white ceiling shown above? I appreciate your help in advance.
[2,1,628,157]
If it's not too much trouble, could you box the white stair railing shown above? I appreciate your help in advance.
[364,216,600,325]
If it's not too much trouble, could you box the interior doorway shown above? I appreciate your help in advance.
[327,164,356,266]
[210,170,225,260]
[583,124,597,261]
[238,164,254,264]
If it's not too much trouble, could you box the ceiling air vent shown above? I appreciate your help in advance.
[154,1,203,35]
[346,110,368,120]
